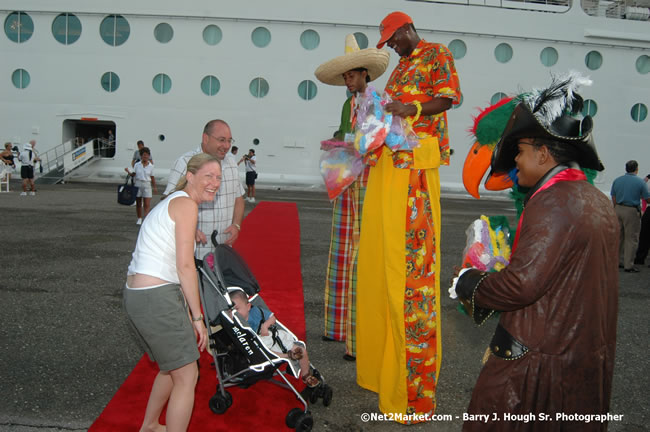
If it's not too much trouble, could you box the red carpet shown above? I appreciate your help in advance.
[89,202,305,431]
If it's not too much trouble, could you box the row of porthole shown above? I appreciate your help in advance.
[6,11,650,75]
[3,11,367,50]
[449,40,650,73]
[10,68,318,100]
[10,67,648,122]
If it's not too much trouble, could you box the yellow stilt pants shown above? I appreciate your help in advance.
[356,151,442,421]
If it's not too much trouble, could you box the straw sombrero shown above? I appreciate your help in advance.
[314,34,390,86]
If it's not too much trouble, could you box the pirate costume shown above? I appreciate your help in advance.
[455,72,618,432]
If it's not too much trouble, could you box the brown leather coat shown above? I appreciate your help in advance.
[462,178,619,431]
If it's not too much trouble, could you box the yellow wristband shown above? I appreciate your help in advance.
[233,223,241,230]
[410,100,422,125]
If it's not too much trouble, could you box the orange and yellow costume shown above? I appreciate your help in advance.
[356,39,461,422]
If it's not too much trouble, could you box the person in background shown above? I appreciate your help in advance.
[1,142,16,168]
[227,145,239,169]
[20,140,40,196]
[124,153,220,432]
[239,149,257,203]
[126,147,157,225]
[611,160,650,272]
[634,173,650,266]
[1,142,16,188]
[355,11,461,422]
[131,140,150,168]
[164,119,245,257]
[314,33,389,361]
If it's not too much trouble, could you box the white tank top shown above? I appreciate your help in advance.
[127,190,193,284]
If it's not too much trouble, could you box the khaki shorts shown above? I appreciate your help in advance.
[135,180,152,198]
[123,283,199,371]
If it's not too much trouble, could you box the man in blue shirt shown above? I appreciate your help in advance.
[611,160,650,272]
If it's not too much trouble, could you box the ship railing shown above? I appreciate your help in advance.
[414,0,570,12]
[416,0,650,18]
[36,139,76,182]
[94,137,116,159]
[33,138,102,184]
[582,0,649,19]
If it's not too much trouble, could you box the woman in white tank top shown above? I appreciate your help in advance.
[124,153,222,432]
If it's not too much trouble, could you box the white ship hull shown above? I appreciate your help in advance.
[1,0,648,193]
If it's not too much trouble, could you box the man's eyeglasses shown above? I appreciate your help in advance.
[208,134,235,144]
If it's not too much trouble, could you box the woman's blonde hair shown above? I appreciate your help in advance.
[173,153,221,192]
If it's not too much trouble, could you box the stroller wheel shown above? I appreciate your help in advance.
[208,390,232,414]
[309,388,320,404]
[295,412,314,432]
[322,385,333,407]
[285,408,303,429]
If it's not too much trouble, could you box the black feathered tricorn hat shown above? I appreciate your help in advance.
[491,71,604,173]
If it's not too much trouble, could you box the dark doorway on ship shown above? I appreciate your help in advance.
[62,119,117,158]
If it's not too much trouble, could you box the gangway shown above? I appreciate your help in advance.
[34,138,111,185]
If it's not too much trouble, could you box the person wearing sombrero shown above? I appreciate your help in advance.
[354,12,461,422]
[314,34,389,361]
[451,72,619,431]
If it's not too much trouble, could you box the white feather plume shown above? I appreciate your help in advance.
[521,70,592,127]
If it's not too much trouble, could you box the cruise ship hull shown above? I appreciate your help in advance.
[1,0,648,193]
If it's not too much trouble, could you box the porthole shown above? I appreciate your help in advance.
[253,138,260,145]
[100,15,130,46]
[203,25,222,45]
[354,32,368,49]
[582,99,597,117]
[158,135,165,141]
[448,40,467,60]
[101,72,120,92]
[201,75,221,96]
[5,12,34,43]
[494,43,513,64]
[11,69,30,89]
[52,13,81,45]
[585,51,602,71]
[636,55,650,75]
[631,103,647,122]
[298,80,318,101]
[252,27,271,48]
[490,92,508,105]
[300,29,320,50]
[154,23,173,43]
[249,77,269,98]
[152,73,172,94]
[540,47,558,67]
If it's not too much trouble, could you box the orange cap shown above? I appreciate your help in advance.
[376,11,413,49]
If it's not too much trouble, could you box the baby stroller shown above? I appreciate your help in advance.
[197,233,333,432]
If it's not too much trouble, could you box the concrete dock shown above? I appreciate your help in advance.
[0,182,647,431]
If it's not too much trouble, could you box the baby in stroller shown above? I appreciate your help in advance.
[228,288,321,388]
[198,242,332,429]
